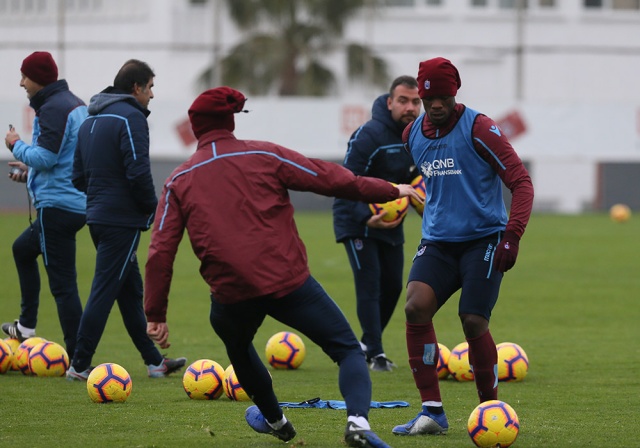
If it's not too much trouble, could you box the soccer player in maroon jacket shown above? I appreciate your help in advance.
[143,87,422,447]
[392,57,534,437]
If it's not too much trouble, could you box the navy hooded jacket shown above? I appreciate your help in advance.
[333,93,416,245]
[73,88,157,229]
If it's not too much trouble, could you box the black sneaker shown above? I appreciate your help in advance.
[147,356,187,378]
[344,422,391,447]
[1,320,29,342]
[245,405,297,442]
[369,355,397,372]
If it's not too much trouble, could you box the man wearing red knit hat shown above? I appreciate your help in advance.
[143,86,423,447]
[2,52,87,363]
[392,57,534,437]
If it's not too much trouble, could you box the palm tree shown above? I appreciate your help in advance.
[197,0,389,96]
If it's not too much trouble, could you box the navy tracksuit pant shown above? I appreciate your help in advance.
[13,207,85,357]
[71,224,162,371]
[343,238,404,359]
[210,275,372,423]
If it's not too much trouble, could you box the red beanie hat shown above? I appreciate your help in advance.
[417,57,461,98]
[188,87,247,138]
[21,51,58,86]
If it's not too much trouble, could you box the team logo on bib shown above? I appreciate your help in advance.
[420,162,434,179]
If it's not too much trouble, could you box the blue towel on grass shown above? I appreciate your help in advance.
[279,397,409,409]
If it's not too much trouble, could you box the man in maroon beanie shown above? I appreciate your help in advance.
[143,86,422,447]
[2,51,87,363]
[392,57,534,437]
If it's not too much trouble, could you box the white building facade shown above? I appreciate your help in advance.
[1,0,639,212]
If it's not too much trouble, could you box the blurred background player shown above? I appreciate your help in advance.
[143,86,422,447]
[67,59,185,380]
[333,75,421,372]
[3,51,87,360]
[392,57,534,437]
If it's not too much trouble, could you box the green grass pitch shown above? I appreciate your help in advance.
[0,210,638,447]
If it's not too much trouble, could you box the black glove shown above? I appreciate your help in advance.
[494,231,520,273]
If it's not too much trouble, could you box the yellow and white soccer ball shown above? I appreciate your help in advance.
[87,363,132,403]
[467,400,520,447]
[448,341,474,382]
[265,331,306,370]
[610,203,631,222]
[409,175,426,216]
[437,343,451,380]
[13,336,47,375]
[182,359,225,400]
[28,341,69,377]
[497,342,529,382]
[0,339,13,374]
[223,364,251,401]
[4,338,21,371]
[369,197,410,223]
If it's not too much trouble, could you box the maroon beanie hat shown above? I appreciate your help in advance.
[188,87,247,138]
[21,51,58,86]
[417,57,461,98]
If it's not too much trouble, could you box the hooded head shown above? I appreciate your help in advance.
[416,57,461,98]
[188,87,247,138]
[21,51,58,86]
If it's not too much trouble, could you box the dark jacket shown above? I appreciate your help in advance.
[73,87,157,229]
[333,93,416,245]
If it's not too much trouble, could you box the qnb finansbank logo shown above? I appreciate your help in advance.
[420,158,462,179]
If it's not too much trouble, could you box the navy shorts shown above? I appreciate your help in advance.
[407,233,504,320]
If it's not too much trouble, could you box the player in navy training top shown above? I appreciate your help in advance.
[333,75,422,372]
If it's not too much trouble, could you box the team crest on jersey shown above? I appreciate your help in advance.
[354,239,363,251]
[420,161,434,179]
[489,124,502,136]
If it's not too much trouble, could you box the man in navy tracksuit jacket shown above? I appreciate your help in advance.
[67,59,185,380]
[3,52,87,359]
[333,76,422,371]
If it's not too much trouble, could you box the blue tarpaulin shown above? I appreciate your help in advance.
[279,397,410,410]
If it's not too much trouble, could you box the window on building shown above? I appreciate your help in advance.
[377,0,415,5]
[612,0,640,9]
[584,0,639,9]
[497,0,555,8]
[498,0,529,8]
